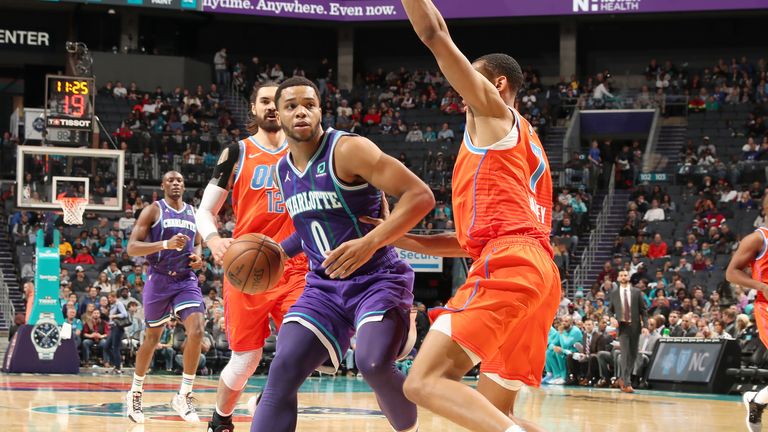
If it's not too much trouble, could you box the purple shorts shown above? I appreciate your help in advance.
[283,259,414,371]
[144,269,205,328]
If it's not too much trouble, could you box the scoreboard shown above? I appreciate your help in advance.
[44,75,95,145]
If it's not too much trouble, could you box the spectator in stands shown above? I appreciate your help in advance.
[642,200,666,222]
[71,246,95,265]
[214,48,228,87]
[72,267,92,293]
[13,213,32,245]
[648,285,670,315]
[405,124,424,143]
[59,229,73,256]
[154,319,178,371]
[436,123,455,144]
[556,216,579,252]
[203,288,223,312]
[634,320,659,388]
[78,286,100,315]
[113,82,127,98]
[545,315,583,385]
[680,313,698,337]
[82,308,110,366]
[93,272,111,292]
[64,306,83,350]
[683,234,699,256]
[423,125,437,142]
[648,234,668,260]
[630,234,650,257]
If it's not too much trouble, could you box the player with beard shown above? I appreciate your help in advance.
[196,82,308,432]
[249,77,434,432]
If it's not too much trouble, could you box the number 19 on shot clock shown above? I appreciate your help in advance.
[44,75,95,135]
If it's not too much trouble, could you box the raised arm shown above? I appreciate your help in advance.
[401,0,509,119]
[196,142,240,264]
[726,231,768,296]
[321,136,435,278]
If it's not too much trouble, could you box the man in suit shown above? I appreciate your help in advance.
[566,318,596,385]
[667,311,683,337]
[609,270,648,393]
[680,312,699,337]
[634,319,661,389]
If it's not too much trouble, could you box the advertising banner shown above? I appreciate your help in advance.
[396,248,443,273]
[202,0,766,21]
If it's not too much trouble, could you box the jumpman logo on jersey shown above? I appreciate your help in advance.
[285,171,291,182]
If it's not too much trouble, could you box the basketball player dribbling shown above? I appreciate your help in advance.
[195,82,308,432]
[726,195,768,432]
[249,76,435,432]
[380,1,562,431]
[125,171,206,423]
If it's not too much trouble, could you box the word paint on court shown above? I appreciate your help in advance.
[32,403,384,421]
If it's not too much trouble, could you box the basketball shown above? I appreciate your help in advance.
[223,233,284,295]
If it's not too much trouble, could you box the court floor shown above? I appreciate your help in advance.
[0,373,744,432]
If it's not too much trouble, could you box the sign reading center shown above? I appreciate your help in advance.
[395,248,443,273]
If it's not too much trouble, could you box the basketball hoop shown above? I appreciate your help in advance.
[60,197,88,225]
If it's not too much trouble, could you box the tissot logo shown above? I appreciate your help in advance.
[573,0,641,13]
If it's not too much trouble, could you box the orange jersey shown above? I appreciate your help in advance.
[231,136,294,242]
[452,109,553,259]
[751,227,768,303]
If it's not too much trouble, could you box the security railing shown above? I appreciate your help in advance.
[0,271,15,330]
[571,166,616,297]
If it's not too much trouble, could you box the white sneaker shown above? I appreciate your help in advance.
[550,378,566,385]
[126,391,144,423]
[744,391,766,432]
[247,394,260,416]
[171,392,200,423]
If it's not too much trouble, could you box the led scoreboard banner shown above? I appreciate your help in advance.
[44,75,95,132]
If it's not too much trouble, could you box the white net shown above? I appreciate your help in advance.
[60,198,87,225]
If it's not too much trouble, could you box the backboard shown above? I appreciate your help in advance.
[17,145,125,212]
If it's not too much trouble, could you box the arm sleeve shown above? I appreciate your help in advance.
[210,142,241,189]
[280,232,303,258]
[196,142,241,240]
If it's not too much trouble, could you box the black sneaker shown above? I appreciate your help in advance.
[208,411,235,432]
[743,391,766,432]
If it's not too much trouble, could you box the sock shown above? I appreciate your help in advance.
[212,409,233,424]
[131,374,145,393]
[505,425,527,432]
[215,404,235,418]
[755,387,768,404]
[179,373,195,395]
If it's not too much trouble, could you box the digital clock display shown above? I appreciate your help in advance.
[45,75,95,131]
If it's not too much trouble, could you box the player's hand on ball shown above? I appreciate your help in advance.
[168,233,189,251]
[189,253,204,270]
[322,237,378,279]
[207,236,235,265]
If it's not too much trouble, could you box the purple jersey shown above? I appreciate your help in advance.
[145,199,197,274]
[276,128,401,276]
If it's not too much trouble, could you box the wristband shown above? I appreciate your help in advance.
[280,233,303,258]
[163,240,169,250]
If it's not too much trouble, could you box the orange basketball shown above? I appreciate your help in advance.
[223,233,284,295]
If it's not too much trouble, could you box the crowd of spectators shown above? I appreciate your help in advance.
[10,188,233,374]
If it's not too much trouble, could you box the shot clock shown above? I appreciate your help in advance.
[44,75,95,131]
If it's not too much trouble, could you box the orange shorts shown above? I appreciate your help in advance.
[755,300,768,348]
[431,236,561,387]
[224,254,307,352]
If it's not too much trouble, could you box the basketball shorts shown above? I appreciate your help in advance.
[144,269,205,328]
[283,257,415,372]
[755,300,768,348]
[430,236,561,387]
[224,254,308,352]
